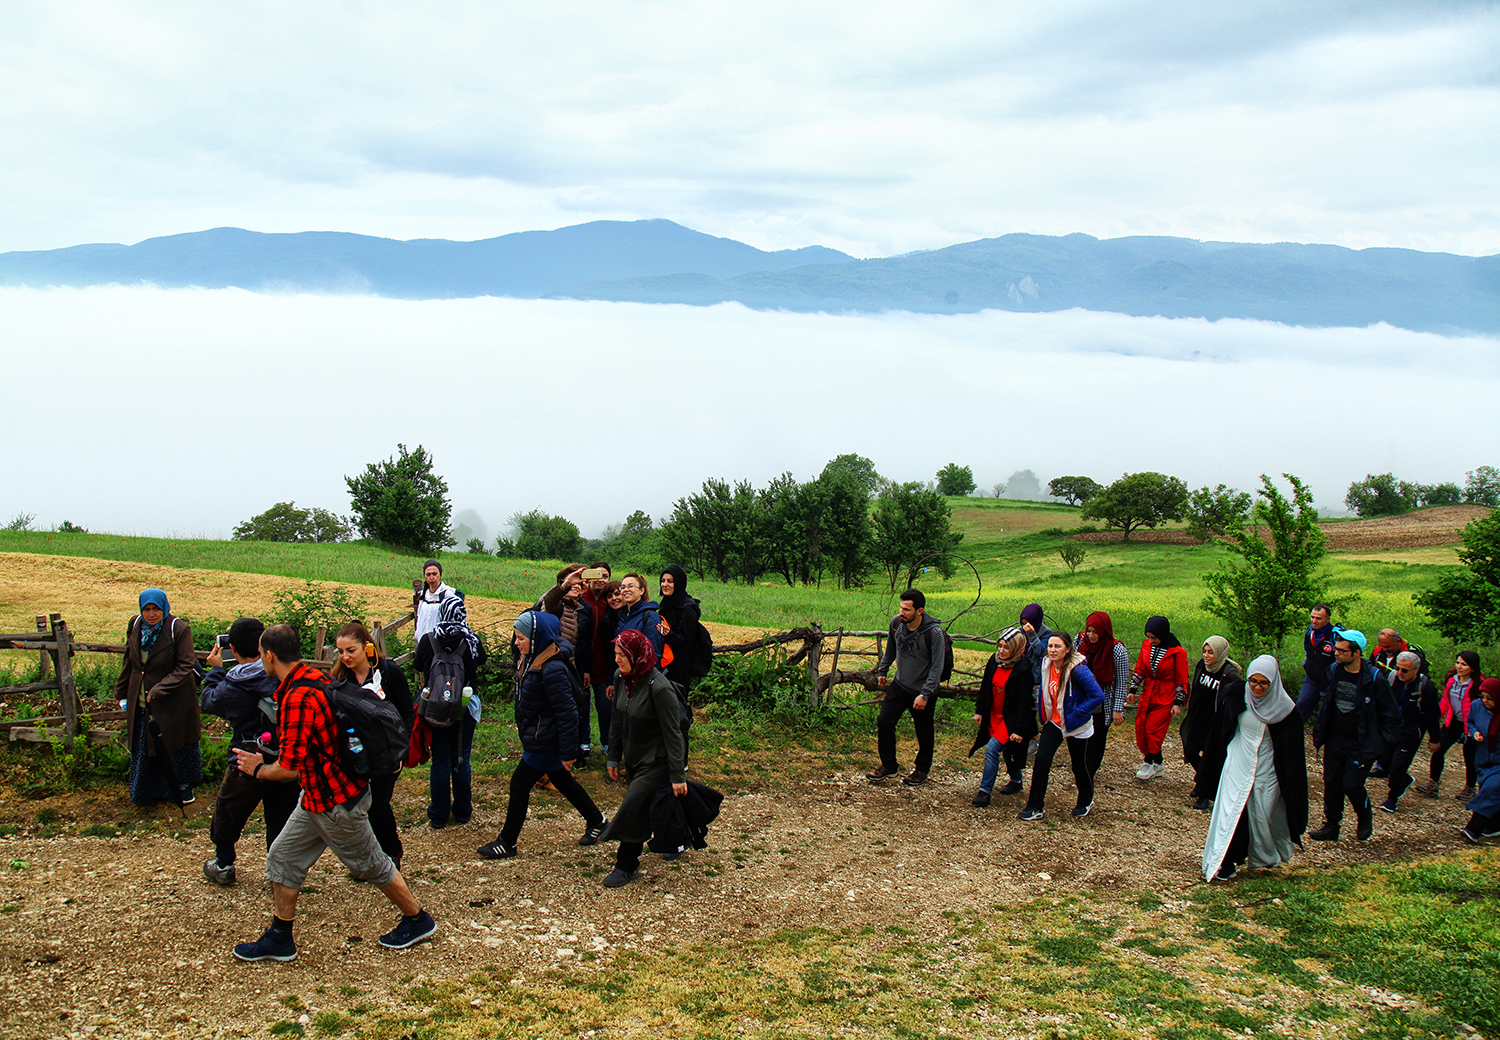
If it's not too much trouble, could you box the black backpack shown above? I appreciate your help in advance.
[686,619,716,680]
[936,626,955,684]
[418,637,466,727]
[317,677,408,780]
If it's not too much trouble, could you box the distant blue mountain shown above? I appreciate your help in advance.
[0,219,855,298]
[3,220,1496,334]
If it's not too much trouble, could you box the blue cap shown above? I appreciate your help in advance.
[1337,628,1366,652]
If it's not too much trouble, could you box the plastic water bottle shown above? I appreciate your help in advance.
[118,699,127,712]
[461,685,473,707]
[346,728,364,755]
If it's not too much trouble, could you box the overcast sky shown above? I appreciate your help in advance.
[2,1,1498,257]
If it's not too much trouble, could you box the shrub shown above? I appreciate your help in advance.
[935,463,976,496]
[1345,473,1417,517]
[264,581,371,657]
[233,501,351,543]
[1415,510,1500,642]
[1059,544,1087,573]
[695,648,832,726]
[4,513,36,532]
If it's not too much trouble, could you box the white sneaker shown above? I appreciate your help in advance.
[1135,762,1154,780]
[1151,762,1167,779]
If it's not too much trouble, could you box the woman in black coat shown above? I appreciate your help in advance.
[1182,635,1241,810]
[969,627,1038,805]
[477,610,605,859]
[332,622,414,869]
[657,565,710,691]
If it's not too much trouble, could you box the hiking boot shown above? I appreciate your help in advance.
[998,780,1025,796]
[1018,805,1043,822]
[1071,802,1093,818]
[901,770,929,787]
[476,838,517,860]
[232,927,296,963]
[971,790,991,807]
[1415,779,1439,797]
[1378,797,1399,815]
[1455,786,1475,800]
[203,859,236,886]
[602,867,638,888]
[579,819,608,847]
[379,910,437,950]
[1192,798,1212,812]
[865,764,899,782]
[1355,816,1373,842]
[1308,823,1340,842]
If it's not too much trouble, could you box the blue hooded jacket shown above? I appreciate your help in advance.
[513,611,582,765]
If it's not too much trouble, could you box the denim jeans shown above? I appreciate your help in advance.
[591,682,613,757]
[979,736,1027,791]
[428,711,477,826]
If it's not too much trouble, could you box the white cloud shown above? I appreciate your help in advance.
[3,287,1494,539]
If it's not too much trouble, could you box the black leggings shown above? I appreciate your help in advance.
[1430,723,1478,788]
[368,771,402,867]
[1025,724,1094,812]
[497,760,603,845]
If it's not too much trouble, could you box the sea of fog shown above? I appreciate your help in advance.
[2,286,1495,541]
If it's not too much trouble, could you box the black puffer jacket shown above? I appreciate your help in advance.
[513,639,582,760]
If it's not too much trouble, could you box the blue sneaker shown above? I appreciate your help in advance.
[379,910,437,950]
[233,927,296,962]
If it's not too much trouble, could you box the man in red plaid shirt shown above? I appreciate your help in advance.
[228,624,436,961]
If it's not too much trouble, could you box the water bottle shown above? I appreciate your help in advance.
[118,699,128,712]
[346,728,364,755]
[461,685,473,708]
[345,726,369,775]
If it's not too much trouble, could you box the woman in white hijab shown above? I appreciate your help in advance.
[1202,654,1308,882]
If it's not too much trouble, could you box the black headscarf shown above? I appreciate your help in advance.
[659,565,691,613]
[1145,615,1181,650]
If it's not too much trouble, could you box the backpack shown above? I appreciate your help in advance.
[935,625,955,684]
[317,677,409,780]
[686,619,716,680]
[418,637,467,727]
[670,677,694,736]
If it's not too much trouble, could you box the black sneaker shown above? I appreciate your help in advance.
[602,867,638,888]
[971,790,991,807]
[232,927,296,962]
[579,819,608,847]
[1071,802,1093,818]
[1192,798,1213,812]
[1215,862,1237,882]
[1356,816,1373,842]
[998,780,1024,796]
[1308,824,1339,842]
[1378,797,1399,815]
[380,910,437,950]
[476,839,517,860]
[1459,827,1479,844]
[1018,806,1043,822]
[203,859,236,886]
[179,786,196,805]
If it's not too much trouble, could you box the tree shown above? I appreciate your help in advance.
[1047,476,1101,507]
[991,482,1006,498]
[1201,473,1343,651]
[345,443,453,554]
[1420,482,1463,506]
[465,537,490,555]
[1184,484,1253,542]
[820,453,885,499]
[233,501,352,543]
[1001,470,1042,500]
[820,469,872,589]
[509,509,583,561]
[1415,510,1500,642]
[935,463,976,496]
[1344,473,1417,517]
[869,482,963,592]
[1059,544,1087,573]
[1081,472,1189,540]
[1464,466,1500,507]
[659,478,764,583]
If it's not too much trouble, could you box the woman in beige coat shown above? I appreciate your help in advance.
[115,588,201,805]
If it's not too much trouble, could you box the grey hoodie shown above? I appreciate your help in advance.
[877,612,946,700]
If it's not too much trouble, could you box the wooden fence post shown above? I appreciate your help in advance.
[828,629,843,687]
[314,625,327,662]
[805,623,822,704]
[372,620,386,658]
[51,616,79,755]
[35,616,50,681]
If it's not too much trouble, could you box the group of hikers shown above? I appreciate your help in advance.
[108,565,1497,961]
[866,594,1498,882]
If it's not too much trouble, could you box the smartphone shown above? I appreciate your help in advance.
[581,567,607,581]
[217,633,233,661]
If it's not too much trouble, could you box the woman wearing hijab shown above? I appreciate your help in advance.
[1182,636,1241,811]
[657,565,707,691]
[1019,630,1106,821]
[969,627,1037,805]
[332,622,414,866]
[115,588,202,806]
[1201,655,1307,881]
[412,596,484,829]
[1131,616,1189,780]
[1073,611,1130,781]
[1018,604,1052,690]
[477,611,605,859]
[613,574,664,656]
[1460,678,1500,842]
[597,629,689,887]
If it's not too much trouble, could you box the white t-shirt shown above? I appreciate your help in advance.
[414,582,456,643]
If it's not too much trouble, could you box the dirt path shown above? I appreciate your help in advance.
[0,731,1476,1040]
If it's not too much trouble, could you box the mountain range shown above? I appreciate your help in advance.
[3,218,1497,335]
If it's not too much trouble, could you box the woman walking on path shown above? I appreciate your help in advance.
[1202,655,1308,881]
[1417,651,1482,799]
[332,622,414,867]
[658,566,710,692]
[597,630,690,886]
[969,627,1037,805]
[1459,678,1500,842]
[116,588,202,806]
[1073,611,1129,782]
[1182,635,1241,810]
[1018,631,1106,822]
[412,597,484,828]
[477,611,605,859]
[1131,615,1189,780]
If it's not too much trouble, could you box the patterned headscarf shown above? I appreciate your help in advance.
[137,588,170,655]
[614,629,657,693]
[1081,610,1117,684]
[437,593,480,658]
[994,626,1027,664]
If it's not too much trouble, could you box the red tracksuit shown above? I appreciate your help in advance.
[1134,641,1189,756]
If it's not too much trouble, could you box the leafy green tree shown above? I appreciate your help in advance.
[465,537,490,555]
[1415,510,1500,642]
[345,444,453,554]
[1184,484,1253,542]
[509,509,583,561]
[233,501,351,543]
[1081,472,1189,540]
[869,482,963,592]
[1420,482,1463,506]
[935,463,976,496]
[660,478,764,583]
[1464,466,1500,507]
[1201,474,1344,650]
[820,453,885,499]
[1047,476,1101,507]
[820,469,872,589]
[1344,473,1417,517]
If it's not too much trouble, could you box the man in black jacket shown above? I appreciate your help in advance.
[1310,630,1400,842]
[1378,651,1436,814]
[199,617,298,885]
[867,590,946,787]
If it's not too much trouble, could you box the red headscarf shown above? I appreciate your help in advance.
[614,629,657,692]
[1081,610,1116,685]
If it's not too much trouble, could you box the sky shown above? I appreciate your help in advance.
[4,287,1496,539]
[1,1,1498,258]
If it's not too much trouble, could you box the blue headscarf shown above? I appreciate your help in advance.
[137,588,170,655]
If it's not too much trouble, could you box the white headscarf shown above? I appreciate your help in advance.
[1245,654,1296,725]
